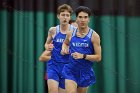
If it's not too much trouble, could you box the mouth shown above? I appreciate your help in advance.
[63,20,67,23]
[80,23,84,26]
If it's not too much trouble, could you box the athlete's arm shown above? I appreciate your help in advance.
[44,27,56,51]
[85,31,102,62]
[61,31,71,55]
[39,50,51,62]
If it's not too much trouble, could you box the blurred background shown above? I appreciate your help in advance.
[0,0,140,93]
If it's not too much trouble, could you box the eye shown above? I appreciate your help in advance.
[84,16,88,19]
[61,14,65,16]
[78,16,82,18]
[66,14,70,17]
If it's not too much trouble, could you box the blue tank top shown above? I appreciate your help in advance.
[69,28,95,68]
[51,25,75,63]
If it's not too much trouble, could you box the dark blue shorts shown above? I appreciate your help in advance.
[46,60,68,89]
[62,64,96,87]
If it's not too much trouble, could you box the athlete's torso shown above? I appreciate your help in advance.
[69,28,95,69]
[51,25,75,63]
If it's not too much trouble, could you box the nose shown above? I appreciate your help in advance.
[81,18,85,21]
[64,15,69,19]
[64,16,67,18]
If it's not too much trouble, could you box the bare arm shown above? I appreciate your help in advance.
[85,31,101,62]
[61,31,72,55]
[39,50,51,62]
[44,27,56,51]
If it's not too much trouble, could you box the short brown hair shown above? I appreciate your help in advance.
[57,4,73,15]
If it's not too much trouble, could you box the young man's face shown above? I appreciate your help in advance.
[58,10,71,25]
[76,12,90,29]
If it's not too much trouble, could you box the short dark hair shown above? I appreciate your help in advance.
[75,6,92,17]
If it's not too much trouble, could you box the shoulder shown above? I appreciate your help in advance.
[48,26,56,35]
[91,31,100,43]
[49,27,56,32]
[92,31,100,38]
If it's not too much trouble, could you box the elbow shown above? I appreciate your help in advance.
[39,57,42,62]
[39,56,50,62]
[44,44,47,49]
[39,57,44,62]
[97,55,102,62]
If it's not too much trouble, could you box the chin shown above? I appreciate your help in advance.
[80,26,85,29]
[62,23,68,25]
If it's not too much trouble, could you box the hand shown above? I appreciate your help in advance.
[61,48,69,55]
[45,43,54,51]
[71,52,83,59]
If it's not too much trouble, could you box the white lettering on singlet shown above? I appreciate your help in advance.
[72,42,89,47]
[56,38,64,43]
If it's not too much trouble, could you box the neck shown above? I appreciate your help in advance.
[78,26,89,35]
[60,24,69,32]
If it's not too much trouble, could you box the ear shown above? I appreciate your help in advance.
[76,19,78,23]
[88,17,90,22]
[57,14,60,19]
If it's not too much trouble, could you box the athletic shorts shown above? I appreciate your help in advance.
[46,59,68,89]
[62,64,96,87]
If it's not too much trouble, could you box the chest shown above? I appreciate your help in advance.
[53,33,66,43]
[70,36,91,48]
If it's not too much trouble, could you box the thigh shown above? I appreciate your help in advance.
[77,87,88,93]
[47,79,59,93]
[65,79,77,93]
[47,79,59,87]
[58,87,65,93]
